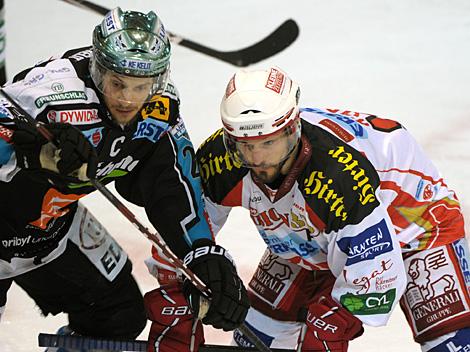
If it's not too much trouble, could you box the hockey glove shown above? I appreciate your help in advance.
[182,239,250,331]
[144,284,204,352]
[299,295,363,352]
[12,121,97,181]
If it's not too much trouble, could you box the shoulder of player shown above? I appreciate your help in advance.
[299,125,381,230]
[196,128,248,203]
[138,79,180,126]
[4,55,98,121]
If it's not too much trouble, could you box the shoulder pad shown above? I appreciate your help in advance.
[163,80,179,101]
[196,129,248,204]
[301,124,380,231]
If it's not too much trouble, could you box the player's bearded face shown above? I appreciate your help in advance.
[102,72,154,125]
[237,132,295,183]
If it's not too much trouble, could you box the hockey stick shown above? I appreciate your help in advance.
[0,89,273,352]
[38,333,295,352]
[59,0,299,67]
[0,0,6,85]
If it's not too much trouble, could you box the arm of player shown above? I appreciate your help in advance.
[328,207,406,327]
[11,121,97,182]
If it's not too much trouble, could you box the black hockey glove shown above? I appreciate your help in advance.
[12,121,97,181]
[182,239,250,331]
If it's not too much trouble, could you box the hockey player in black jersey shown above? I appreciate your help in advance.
[0,7,248,351]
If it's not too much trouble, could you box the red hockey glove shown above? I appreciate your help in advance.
[299,295,363,352]
[144,284,204,352]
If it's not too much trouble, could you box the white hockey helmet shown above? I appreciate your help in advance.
[221,66,301,168]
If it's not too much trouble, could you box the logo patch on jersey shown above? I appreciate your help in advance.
[402,247,467,334]
[337,219,393,265]
[0,125,13,142]
[69,49,93,62]
[96,155,139,178]
[199,150,243,182]
[51,82,64,92]
[47,109,100,125]
[262,234,319,258]
[415,179,435,201]
[30,189,83,229]
[133,119,166,143]
[35,91,87,108]
[302,107,368,138]
[171,119,188,140]
[319,119,354,142]
[82,127,104,147]
[304,170,348,221]
[340,289,396,315]
[250,191,262,204]
[141,96,170,121]
[328,145,377,206]
[23,67,71,87]
[249,252,294,304]
[453,238,470,288]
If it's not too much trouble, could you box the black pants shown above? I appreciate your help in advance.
[14,241,147,339]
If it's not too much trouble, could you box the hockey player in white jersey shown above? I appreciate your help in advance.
[0,7,248,351]
[192,67,470,351]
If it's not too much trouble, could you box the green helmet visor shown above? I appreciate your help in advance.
[90,56,169,106]
[90,8,171,107]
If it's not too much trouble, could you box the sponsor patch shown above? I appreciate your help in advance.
[453,238,470,292]
[225,75,236,98]
[319,119,354,142]
[35,91,87,108]
[341,289,396,315]
[141,96,170,121]
[338,219,393,265]
[304,170,347,221]
[82,127,104,147]
[402,245,470,336]
[119,59,152,71]
[302,107,369,138]
[47,109,100,125]
[133,119,166,143]
[415,179,435,201]
[0,125,13,142]
[265,67,284,94]
[328,145,377,206]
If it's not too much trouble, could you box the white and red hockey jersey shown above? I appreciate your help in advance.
[195,107,465,327]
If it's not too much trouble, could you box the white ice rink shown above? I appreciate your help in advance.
[1,0,469,351]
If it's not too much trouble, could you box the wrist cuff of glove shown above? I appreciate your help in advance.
[183,240,235,268]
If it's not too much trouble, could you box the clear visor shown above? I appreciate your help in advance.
[90,58,170,106]
[224,119,301,168]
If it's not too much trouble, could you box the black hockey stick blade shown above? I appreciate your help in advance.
[59,0,299,66]
[171,19,299,67]
[38,333,295,352]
